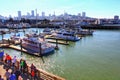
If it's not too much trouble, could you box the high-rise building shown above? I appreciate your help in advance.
[82,12,86,18]
[31,10,34,17]
[27,12,30,18]
[18,11,21,19]
[42,12,45,17]
[78,13,81,17]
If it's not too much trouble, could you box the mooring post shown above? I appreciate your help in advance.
[8,39,10,45]
[20,39,23,55]
[55,38,59,50]
[39,43,45,63]
[39,43,42,56]
[66,37,68,44]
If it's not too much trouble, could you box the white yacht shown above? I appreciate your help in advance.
[21,35,55,56]
[43,28,52,35]
[52,29,81,41]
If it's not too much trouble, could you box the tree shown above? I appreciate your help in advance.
[9,18,14,23]
[42,19,50,24]
[26,19,31,24]
[20,18,26,23]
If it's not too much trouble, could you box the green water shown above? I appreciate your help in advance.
[1,30,120,80]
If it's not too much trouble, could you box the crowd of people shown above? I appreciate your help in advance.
[0,52,37,80]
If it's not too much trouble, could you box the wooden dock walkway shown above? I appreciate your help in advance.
[47,40,69,45]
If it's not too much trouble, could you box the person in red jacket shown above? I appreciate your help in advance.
[6,54,12,66]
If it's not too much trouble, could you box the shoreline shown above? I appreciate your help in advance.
[0,24,120,29]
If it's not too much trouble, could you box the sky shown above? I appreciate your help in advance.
[0,0,120,18]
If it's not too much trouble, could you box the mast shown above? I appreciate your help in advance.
[36,9,38,33]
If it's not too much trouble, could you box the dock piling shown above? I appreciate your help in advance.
[55,38,59,50]
[20,39,23,55]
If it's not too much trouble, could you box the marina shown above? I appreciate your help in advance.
[0,0,120,79]
[0,28,120,80]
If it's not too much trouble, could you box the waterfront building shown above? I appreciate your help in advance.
[114,15,119,20]
[114,15,119,24]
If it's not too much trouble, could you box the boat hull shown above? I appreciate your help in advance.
[22,44,55,56]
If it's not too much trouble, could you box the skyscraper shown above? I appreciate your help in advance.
[42,12,45,17]
[31,10,34,17]
[18,11,21,19]
[82,12,86,18]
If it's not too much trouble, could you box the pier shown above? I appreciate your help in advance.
[0,56,65,80]
[0,42,65,80]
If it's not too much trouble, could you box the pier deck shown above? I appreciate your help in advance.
[47,40,69,45]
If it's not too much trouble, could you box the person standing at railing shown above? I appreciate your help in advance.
[30,63,36,80]
[9,72,16,80]
[0,75,4,80]
[5,54,12,67]
[20,59,24,73]
[30,64,36,73]
[4,69,11,80]
[23,60,27,74]
[12,56,17,67]
[7,54,12,67]
[31,69,35,80]
[4,53,8,63]
[14,69,21,80]
[0,50,4,62]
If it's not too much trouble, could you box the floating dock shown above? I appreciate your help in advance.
[0,44,40,56]
[47,40,69,45]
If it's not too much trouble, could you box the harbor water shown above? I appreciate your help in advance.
[0,29,120,80]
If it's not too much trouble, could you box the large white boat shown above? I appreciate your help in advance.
[10,34,21,44]
[21,35,55,56]
[74,26,94,35]
[43,28,53,35]
[52,29,81,41]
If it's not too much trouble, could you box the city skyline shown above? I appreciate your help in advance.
[0,0,120,18]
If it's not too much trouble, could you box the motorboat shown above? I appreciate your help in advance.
[52,29,81,41]
[21,35,55,56]
[74,26,94,35]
